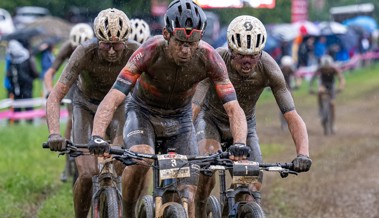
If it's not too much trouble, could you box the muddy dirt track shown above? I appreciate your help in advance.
[255,84,379,218]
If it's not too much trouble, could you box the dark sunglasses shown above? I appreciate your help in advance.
[172,28,202,42]
[99,41,125,51]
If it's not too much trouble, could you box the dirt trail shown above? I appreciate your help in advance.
[256,86,379,218]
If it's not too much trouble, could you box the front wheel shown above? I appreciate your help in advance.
[206,195,222,218]
[92,187,123,218]
[237,202,265,218]
[136,195,154,218]
[163,202,187,218]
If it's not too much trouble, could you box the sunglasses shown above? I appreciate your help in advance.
[172,28,202,42]
[99,41,125,51]
[232,51,262,60]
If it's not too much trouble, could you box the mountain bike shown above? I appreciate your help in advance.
[113,141,228,218]
[43,141,124,218]
[202,154,298,218]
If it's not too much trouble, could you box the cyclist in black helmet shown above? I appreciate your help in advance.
[89,1,248,217]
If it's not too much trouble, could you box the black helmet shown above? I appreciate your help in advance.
[164,0,207,34]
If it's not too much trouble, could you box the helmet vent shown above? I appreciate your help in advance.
[247,35,251,49]
[236,34,241,47]
[98,30,106,40]
[178,5,182,14]
[186,2,191,9]
[256,34,261,48]
[119,19,123,30]
[185,18,193,30]
[262,36,265,44]
[195,7,199,16]
[175,17,180,29]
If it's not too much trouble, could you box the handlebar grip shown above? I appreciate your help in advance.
[220,152,229,158]
[42,142,49,149]
[109,147,125,155]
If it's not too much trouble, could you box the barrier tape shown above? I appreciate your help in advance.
[295,51,379,77]
[0,108,68,120]
[0,98,71,110]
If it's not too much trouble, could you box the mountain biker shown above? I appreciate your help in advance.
[89,1,248,217]
[309,54,345,133]
[192,15,312,217]
[43,23,94,182]
[45,8,140,218]
[128,18,151,44]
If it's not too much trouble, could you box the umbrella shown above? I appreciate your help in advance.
[318,21,348,35]
[270,23,298,42]
[343,16,378,33]
[292,21,320,36]
[0,27,46,49]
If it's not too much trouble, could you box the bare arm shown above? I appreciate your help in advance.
[44,68,56,93]
[46,82,70,134]
[284,110,309,156]
[223,100,247,144]
[336,68,345,90]
[92,89,127,138]
[192,78,210,121]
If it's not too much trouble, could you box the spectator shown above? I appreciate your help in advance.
[6,40,39,123]
[39,42,55,96]
[314,36,327,63]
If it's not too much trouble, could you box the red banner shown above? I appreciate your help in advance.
[291,0,308,23]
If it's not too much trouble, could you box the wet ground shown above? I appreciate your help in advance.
[257,86,379,218]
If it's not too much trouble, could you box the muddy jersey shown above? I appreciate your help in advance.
[113,35,237,111]
[316,66,338,89]
[58,38,140,102]
[50,40,75,71]
[195,47,295,121]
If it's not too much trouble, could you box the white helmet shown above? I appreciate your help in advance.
[129,18,151,44]
[227,15,267,55]
[69,23,94,47]
[93,8,131,42]
[281,56,293,66]
[320,55,334,67]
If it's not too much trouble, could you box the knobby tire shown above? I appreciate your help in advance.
[237,202,265,218]
[93,187,122,218]
[136,195,154,218]
[163,202,187,218]
[206,195,222,218]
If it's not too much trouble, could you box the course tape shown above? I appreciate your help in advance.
[295,51,379,77]
[0,98,71,120]
[0,108,68,120]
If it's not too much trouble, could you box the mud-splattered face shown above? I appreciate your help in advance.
[230,50,261,76]
[98,41,126,62]
[167,37,199,66]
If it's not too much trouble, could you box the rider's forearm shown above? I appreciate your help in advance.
[44,68,56,92]
[284,110,309,156]
[224,101,247,144]
[46,83,67,135]
[92,89,126,138]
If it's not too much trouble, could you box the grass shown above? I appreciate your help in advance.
[0,57,378,216]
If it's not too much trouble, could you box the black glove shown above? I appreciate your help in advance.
[47,134,67,151]
[292,154,312,172]
[228,143,250,159]
[88,135,110,155]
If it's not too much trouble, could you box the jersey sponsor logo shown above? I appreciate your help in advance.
[126,129,144,138]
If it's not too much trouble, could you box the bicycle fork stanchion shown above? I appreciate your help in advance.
[219,170,227,209]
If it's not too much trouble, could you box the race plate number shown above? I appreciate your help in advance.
[232,161,260,185]
[157,154,190,180]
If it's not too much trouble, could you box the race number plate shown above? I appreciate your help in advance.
[232,161,260,185]
[157,154,190,180]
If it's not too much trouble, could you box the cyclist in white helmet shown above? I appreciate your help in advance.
[45,8,140,218]
[129,18,151,44]
[309,55,345,133]
[43,23,94,183]
[193,15,312,217]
